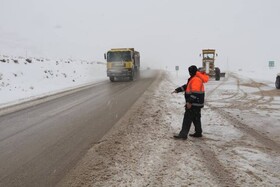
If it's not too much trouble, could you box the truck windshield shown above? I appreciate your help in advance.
[107,51,132,62]
[203,54,214,59]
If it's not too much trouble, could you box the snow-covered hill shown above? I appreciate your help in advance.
[0,55,107,106]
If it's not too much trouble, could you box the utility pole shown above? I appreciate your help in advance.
[226,56,229,72]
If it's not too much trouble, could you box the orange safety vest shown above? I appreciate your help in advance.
[186,76,205,93]
[185,71,209,107]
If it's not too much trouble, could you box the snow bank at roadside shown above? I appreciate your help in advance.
[232,67,279,87]
[0,55,107,106]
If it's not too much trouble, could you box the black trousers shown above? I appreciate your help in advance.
[179,107,202,137]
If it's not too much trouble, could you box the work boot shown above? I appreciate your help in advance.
[173,135,187,140]
[189,133,202,138]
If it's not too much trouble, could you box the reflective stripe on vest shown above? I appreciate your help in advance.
[192,103,204,107]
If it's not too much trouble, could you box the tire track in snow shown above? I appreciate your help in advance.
[194,141,238,187]
[206,103,280,153]
[229,74,274,109]
[206,74,280,153]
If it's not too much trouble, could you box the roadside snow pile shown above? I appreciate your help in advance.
[0,54,107,106]
[232,67,279,87]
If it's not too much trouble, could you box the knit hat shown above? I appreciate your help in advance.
[188,65,198,76]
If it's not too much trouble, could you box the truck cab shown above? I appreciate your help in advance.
[104,48,140,82]
[202,49,216,77]
[200,49,224,81]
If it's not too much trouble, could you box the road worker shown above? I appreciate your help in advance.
[172,65,209,140]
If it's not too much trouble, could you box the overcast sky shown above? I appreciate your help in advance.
[0,0,279,70]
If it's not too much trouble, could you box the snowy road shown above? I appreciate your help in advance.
[0,70,160,187]
[58,72,280,187]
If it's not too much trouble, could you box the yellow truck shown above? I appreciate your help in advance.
[104,48,140,82]
[200,49,225,81]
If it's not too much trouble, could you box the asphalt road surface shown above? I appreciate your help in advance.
[0,70,161,187]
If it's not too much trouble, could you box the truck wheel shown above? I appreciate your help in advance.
[129,71,134,81]
[215,68,220,81]
[110,77,115,82]
[276,75,280,89]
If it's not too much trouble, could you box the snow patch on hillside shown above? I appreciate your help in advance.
[0,55,107,106]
